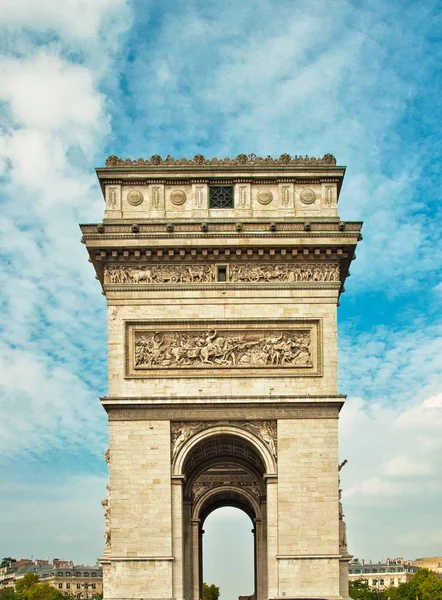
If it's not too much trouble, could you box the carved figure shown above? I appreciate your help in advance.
[101,498,111,549]
[135,329,312,369]
[104,264,216,285]
[260,423,277,458]
[229,263,339,283]
[171,420,278,462]
[104,449,110,463]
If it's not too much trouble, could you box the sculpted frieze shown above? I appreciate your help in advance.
[229,263,339,283]
[105,264,216,284]
[134,329,312,370]
[105,263,339,285]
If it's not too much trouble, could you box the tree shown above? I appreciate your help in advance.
[349,579,385,600]
[1,558,16,569]
[203,582,220,600]
[383,569,442,600]
[0,589,16,600]
[15,574,40,594]
[24,584,66,600]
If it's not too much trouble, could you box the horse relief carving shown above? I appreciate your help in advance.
[135,329,312,369]
[105,264,216,284]
[229,263,339,283]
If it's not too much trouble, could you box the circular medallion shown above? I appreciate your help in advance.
[300,188,316,204]
[257,189,273,205]
[170,190,187,206]
[127,190,143,206]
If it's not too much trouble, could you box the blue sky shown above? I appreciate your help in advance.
[0,1,441,598]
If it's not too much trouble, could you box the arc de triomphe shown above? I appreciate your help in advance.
[81,153,361,600]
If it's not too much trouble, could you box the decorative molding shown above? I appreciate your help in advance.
[192,480,261,502]
[127,190,143,206]
[105,153,337,168]
[152,186,161,209]
[105,404,342,421]
[281,186,290,208]
[171,420,277,462]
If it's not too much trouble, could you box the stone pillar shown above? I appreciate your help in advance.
[183,498,192,600]
[172,476,185,600]
[265,475,278,599]
[191,519,200,600]
[255,518,263,600]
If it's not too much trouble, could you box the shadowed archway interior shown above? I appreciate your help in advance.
[181,432,269,600]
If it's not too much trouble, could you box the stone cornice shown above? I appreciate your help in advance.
[101,398,345,420]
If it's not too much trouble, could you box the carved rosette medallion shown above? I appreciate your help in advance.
[171,420,277,464]
[170,189,187,205]
[126,320,321,378]
[127,190,144,206]
[257,189,273,205]
[300,188,316,204]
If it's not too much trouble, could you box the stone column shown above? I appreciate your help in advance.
[191,519,200,600]
[183,498,192,600]
[172,476,185,600]
[255,518,263,600]
[265,474,278,599]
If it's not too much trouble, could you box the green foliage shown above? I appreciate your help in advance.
[349,579,385,599]
[23,583,66,600]
[203,582,220,600]
[15,574,40,593]
[1,558,16,568]
[384,568,442,600]
[0,588,16,600]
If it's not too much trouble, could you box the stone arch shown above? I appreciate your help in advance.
[173,424,277,477]
[193,484,262,523]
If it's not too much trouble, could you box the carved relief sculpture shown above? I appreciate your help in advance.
[135,329,312,369]
[229,263,339,283]
[171,420,277,462]
[105,264,217,284]
[102,496,111,550]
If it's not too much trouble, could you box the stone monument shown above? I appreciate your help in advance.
[80,152,362,600]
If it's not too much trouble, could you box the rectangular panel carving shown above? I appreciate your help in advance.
[126,320,321,378]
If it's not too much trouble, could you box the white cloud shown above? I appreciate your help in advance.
[0,0,128,42]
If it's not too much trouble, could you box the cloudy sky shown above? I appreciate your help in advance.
[0,0,441,598]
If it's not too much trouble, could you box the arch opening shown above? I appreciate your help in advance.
[179,431,269,600]
[203,506,255,600]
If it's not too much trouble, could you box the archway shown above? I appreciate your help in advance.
[203,506,254,600]
[173,426,275,600]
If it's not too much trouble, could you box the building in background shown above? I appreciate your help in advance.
[348,557,419,591]
[411,557,442,577]
[0,559,102,598]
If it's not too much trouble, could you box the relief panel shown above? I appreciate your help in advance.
[125,319,321,378]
